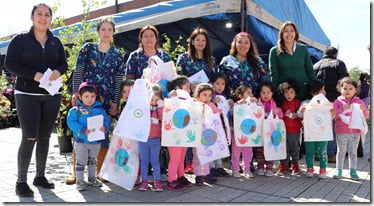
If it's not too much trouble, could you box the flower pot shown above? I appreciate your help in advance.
[57,135,73,154]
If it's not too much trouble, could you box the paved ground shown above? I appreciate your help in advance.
[0,127,371,203]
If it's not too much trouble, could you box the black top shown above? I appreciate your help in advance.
[5,27,68,94]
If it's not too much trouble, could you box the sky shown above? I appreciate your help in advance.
[0,0,371,72]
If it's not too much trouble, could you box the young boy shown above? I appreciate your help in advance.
[277,81,302,176]
[67,82,110,191]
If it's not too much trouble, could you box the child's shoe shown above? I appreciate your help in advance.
[184,161,194,174]
[152,180,163,192]
[135,175,142,185]
[161,173,168,182]
[166,180,185,191]
[243,170,254,178]
[265,168,273,177]
[276,164,288,176]
[306,168,314,178]
[217,168,230,177]
[333,169,342,179]
[33,176,55,189]
[87,177,102,187]
[319,168,327,179]
[257,168,265,176]
[177,176,192,187]
[232,170,240,178]
[195,176,204,186]
[138,181,148,191]
[210,168,220,177]
[350,169,360,180]
[291,163,300,175]
[76,180,88,191]
[204,174,218,184]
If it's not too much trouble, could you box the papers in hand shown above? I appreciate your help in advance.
[38,68,62,95]
[188,70,209,84]
[87,115,105,142]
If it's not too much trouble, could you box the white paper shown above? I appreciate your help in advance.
[188,69,210,84]
[38,68,63,95]
[147,55,176,83]
[87,115,105,142]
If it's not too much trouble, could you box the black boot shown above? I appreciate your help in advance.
[33,177,55,189]
[16,183,34,197]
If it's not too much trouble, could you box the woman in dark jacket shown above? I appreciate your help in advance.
[5,3,67,197]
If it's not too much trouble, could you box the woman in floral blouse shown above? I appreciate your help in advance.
[217,32,269,96]
[125,25,171,79]
[69,18,125,183]
[176,27,215,79]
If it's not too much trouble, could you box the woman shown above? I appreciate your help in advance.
[4,3,67,197]
[269,21,316,100]
[176,27,214,78]
[218,32,270,96]
[125,25,171,79]
[69,18,125,183]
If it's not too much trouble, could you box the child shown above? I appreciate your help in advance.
[231,85,255,178]
[165,76,193,191]
[277,81,302,175]
[118,78,135,113]
[255,81,283,177]
[67,82,110,191]
[210,73,230,177]
[333,77,369,180]
[192,83,219,185]
[138,84,164,191]
[297,80,333,178]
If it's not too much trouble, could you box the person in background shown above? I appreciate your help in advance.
[314,46,349,163]
[4,3,68,197]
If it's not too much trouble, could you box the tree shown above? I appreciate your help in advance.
[348,66,362,81]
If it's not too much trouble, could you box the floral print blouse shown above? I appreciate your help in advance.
[176,52,215,78]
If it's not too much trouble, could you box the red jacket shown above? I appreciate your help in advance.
[149,106,163,138]
[281,99,302,133]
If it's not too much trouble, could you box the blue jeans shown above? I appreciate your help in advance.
[139,138,161,181]
[185,147,193,162]
[327,121,337,157]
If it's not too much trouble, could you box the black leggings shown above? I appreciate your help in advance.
[15,94,61,183]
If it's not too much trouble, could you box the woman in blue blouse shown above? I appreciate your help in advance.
[218,32,270,96]
[176,27,214,79]
[69,18,125,183]
[125,25,171,79]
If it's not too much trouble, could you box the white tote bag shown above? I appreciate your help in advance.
[262,114,287,161]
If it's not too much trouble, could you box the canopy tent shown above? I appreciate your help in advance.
[0,0,330,63]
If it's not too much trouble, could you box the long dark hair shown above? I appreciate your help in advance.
[31,3,52,16]
[277,21,299,55]
[188,28,213,70]
[229,32,261,78]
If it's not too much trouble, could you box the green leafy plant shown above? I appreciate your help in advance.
[161,34,186,73]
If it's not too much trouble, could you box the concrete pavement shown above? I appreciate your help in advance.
[0,127,371,203]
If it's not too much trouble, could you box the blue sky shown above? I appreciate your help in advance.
[0,0,371,71]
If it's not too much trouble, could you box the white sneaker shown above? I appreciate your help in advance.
[244,171,254,178]
[265,169,273,177]
[232,170,240,178]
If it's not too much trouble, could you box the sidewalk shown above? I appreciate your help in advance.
[0,127,371,203]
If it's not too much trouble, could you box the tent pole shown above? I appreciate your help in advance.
[241,0,245,32]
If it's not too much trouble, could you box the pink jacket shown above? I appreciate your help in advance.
[149,106,163,138]
[333,96,369,134]
[259,98,284,119]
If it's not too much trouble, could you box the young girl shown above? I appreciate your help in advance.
[138,84,164,191]
[231,85,255,178]
[297,80,333,178]
[256,81,283,177]
[165,76,193,191]
[192,83,219,185]
[277,81,302,176]
[210,73,230,177]
[333,77,369,180]
[67,82,110,191]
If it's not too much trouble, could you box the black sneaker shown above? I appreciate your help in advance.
[177,176,192,187]
[33,177,55,189]
[16,183,34,197]
[195,176,204,186]
[166,180,185,192]
[203,174,217,184]
[217,168,230,177]
[210,168,221,177]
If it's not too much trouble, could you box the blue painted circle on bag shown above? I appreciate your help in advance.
[315,117,322,125]
[173,109,190,129]
[240,119,256,135]
[115,148,129,167]
[201,129,217,146]
[271,130,282,146]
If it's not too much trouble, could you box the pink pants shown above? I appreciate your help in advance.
[231,138,253,171]
[192,148,210,176]
[167,147,187,182]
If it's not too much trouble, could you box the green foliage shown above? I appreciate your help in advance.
[161,34,186,73]
[349,66,362,81]
[53,0,106,137]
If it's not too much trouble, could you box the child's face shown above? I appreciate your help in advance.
[284,88,296,101]
[150,94,161,106]
[197,90,212,104]
[260,86,273,101]
[180,82,191,94]
[213,77,226,94]
[341,83,357,99]
[79,91,96,107]
[121,86,131,101]
[240,88,253,99]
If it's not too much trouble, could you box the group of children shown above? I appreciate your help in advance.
[67,73,369,192]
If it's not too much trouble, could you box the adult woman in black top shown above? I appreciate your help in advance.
[5,3,67,197]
